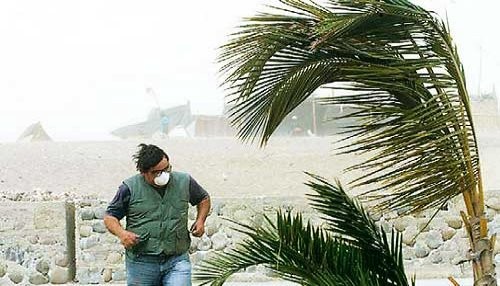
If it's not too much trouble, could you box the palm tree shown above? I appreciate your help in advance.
[199,0,496,284]
[195,174,414,286]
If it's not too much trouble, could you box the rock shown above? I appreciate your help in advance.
[103,233,119,244]
[55,254,69,267]
[425,230,443,249]
[77,266,101,284]
[80,225,93,237]
[81,253,96,263]
[402,226,418,246]
[414,242,430,258]
[445,216,463,229]
[197,235,212,251]
[190,236,200,253]
[92,221,107,234]
[35,259,50,275]
[188,208,197,220]
[428,250,442,264]
[93,207,106,219]
[190,252,203,266]
[211,231,229,251]
[441,227,457,241]
[49,266,69,284]
[29,272,49,284]
[80,208,95,220]
[80,235,99,249]
[106,252,122,265]
[8,264,25,284]
[204,216,221,237]
[39,235,58,245]
[393,217,409,232]
[102,268,112,282]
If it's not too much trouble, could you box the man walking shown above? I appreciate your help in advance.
[104,143,210,286]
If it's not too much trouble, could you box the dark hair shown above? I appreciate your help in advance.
[132,144,169,173]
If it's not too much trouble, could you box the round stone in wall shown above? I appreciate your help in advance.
[106,252,122,265]
[49,266,69,284]
[414,242,430,258]
[29,272,49,285]
[190,237,200,253]
[93,207,106,219]
[55,254,69,268]
[440,227,457,241]
[425,230,443,249]
[80,235,99,250]
[393,217,409,232]
[102,268,112,282]
[197,235,212,251]
[445,216,463,229]
[79,225,93,238]
[80,208,95,220]
[211,231,229,251]
[429,249,443,264]
[8,264,26,284]
[35,259,50,275]
[92,221,107,234]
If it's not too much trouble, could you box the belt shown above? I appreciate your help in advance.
[132,253,175,263]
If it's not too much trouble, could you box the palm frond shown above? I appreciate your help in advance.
[194,175,410,286]
[219,0,480,213]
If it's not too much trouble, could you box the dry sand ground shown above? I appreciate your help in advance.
[0,134,499,202]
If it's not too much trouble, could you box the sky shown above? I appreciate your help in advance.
[0,0,498,141]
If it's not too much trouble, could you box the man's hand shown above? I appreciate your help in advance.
[119,230,139,249]
[190,220,205,237]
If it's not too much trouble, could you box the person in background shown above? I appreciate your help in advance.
[103,143,210,286]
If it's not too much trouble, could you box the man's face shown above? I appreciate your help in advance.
[143,157,171,187]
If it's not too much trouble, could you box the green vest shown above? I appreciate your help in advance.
[124,171,191,259]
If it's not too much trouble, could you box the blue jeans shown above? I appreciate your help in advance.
[126,252,192,286]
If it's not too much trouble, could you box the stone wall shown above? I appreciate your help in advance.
[75,197,126,284]
[2,190,500,284]
[0,201,75,285]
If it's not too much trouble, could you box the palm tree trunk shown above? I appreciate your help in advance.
[461,173,497,285]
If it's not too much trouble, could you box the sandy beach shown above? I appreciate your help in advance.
[1,134,499,202]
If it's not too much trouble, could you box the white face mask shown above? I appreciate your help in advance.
[153,171,170,186]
